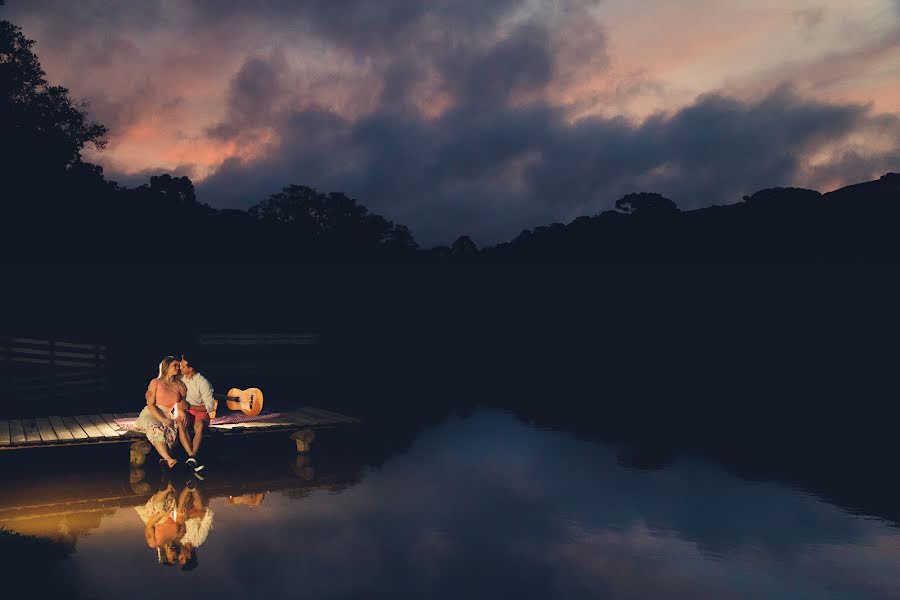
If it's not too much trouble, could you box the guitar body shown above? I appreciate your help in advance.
[212,387,264,417]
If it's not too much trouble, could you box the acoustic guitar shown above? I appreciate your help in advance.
[211,387,264,418]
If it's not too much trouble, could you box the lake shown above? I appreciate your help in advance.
[2,408,898,599]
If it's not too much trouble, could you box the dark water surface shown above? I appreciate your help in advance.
[4,264,900,597]
[2,409,898,600]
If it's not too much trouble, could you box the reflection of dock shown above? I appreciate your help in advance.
[0,407,358,452]
[0,447,364,544]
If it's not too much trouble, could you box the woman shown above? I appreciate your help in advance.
[133,356,188,468]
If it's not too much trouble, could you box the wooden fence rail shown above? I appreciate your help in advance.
[0,335,108,406]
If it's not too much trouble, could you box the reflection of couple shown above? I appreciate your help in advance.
[132,355,215,473]
[137,480,214,569]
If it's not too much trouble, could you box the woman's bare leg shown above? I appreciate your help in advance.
[151,440,177,467]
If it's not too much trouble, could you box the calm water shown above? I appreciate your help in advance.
[3,409,899,599]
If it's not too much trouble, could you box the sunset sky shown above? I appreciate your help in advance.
[5,0,900,244]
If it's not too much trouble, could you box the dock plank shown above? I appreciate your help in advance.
[22,419,42,443]
[35,418,59,442]
[100,414,123,434]
[87,415,120,437]
[0,405,357,450]
[61,417,89,440]
[288,408,331,425]
[73,416,104,439]
[9,420,26,444]
[48,416,75,441]
[282,411,321,426]
[299,406,358,423]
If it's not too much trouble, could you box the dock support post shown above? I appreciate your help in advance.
[130,439,152,467]
[129,466,151,495]
[290,429,315,453]
[293,455,316,480]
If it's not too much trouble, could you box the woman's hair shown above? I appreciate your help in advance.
[158,355,179,379]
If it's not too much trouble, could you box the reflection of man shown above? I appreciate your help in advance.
[179,354,215,473]
[177,480,214,570]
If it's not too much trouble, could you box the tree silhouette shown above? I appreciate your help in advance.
[1,20,107,186]
[247,184,418,253]
[615,192,680,216]
[450,235,479,257]
[248,185,326,247]
[384,224,418,251]
[742,187,821,211]
[148,174,198,206]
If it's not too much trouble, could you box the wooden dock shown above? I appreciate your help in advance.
[0,407,359,451]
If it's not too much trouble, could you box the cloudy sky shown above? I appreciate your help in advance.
[5,0,900,245]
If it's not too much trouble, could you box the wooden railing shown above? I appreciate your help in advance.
[0,336,108,404]
[198,333,319,346]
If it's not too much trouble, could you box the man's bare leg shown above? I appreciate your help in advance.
[191,420,206,457]
[177,420,193,456]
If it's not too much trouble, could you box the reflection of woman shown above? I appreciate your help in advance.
[133,356,187,468]
[135,483,186,565]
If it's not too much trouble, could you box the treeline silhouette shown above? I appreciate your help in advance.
[2,16,898,262]
[474,180,900,262]
[0,19,417,260]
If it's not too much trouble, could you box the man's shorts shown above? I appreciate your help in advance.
[185,407,210,425]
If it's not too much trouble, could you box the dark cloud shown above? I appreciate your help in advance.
[792,6,826,28]
[201,73,898,246]
[3,0,167,50]
[207,50,291,140]
[184,0,526,54]
[619,86,871,203]
[438,22,557,111]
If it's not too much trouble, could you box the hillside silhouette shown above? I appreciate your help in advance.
[1,16,898,263]
[479,178,900,262]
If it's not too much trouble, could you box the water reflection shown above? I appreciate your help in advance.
[2,410,899,599]
[136,480,212,568]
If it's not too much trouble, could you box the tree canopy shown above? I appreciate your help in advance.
[249,185,418,252]
[1,19,107,189]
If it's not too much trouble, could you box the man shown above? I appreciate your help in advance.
[179,354,215,472]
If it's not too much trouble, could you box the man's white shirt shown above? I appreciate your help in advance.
[183,372,215,413]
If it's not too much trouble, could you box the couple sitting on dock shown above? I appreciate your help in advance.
[133,355,214,473]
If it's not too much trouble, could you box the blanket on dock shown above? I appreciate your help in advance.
[115,411,285,431]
